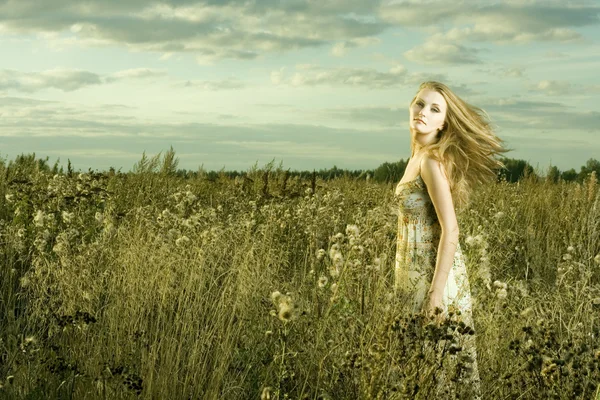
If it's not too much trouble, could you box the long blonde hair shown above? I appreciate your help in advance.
[410,81,513,213]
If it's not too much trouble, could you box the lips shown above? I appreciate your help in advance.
[415,118,426,124]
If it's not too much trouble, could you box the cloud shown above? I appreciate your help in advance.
[0,68,103,93]
[105,68,167,83]
[0,0,389,63]
[380,1,598,44]
[270,64,447,89]
[479,98,600,132]
[331,36,381,57]
[178,78,247,90]
[403,39,484,65]
[0,67,245,93]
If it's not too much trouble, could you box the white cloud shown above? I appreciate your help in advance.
[270,64,446,89]
[404,39,484,65]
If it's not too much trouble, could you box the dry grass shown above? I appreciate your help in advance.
[0,163,598,399]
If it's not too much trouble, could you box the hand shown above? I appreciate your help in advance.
[422,293,444,324]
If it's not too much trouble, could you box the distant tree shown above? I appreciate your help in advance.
[545,165,560,184]
[580,158,600,179]
[498,158,535,182]
[373,160,408,183]
[561,168,578,182]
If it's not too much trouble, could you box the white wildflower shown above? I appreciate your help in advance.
[5,193,14,202]
[465,236,475,246]
[345,224,360,238]
[474,234,485,245]
[494,211,505,219]
[493,280,507,290]
[328,244,340,260]
[595,254,600,265]
[95,212,104,224]
[332,252,344,268]
[562,253,572,261]
[567,245,575,253]
[33,210,45,227]
[496,288,508,299]
[316,249,326,260]
[61,211,74,224]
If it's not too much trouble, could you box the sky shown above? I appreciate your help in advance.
[0,0,599,174]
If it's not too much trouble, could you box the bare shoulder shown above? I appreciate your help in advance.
[420,154,449,182]
[420,154,458,233]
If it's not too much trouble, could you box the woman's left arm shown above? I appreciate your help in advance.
[420,155,460,308]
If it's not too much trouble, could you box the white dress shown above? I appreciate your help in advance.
[394,174,482,398]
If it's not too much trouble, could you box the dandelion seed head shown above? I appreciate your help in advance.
[33,210,45,227]
[270,290,282,305]
[316,249,326,260]
[345,224,360,238]
[493,280,507,290]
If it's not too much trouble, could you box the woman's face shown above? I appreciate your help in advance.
[409,89,447,136]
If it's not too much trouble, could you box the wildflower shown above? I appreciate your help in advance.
[465,236,475,246]
[270,291,298,323]
[352,245,365,254]
[562,253,572,261]
[24,336,36,344]
[330,283,338,293]
[318,276,328,288]
[333,232,344,242]
[316,249,326,260]
[493,280,507,290]
[345,224,360,238]
[33,210,45,227]
[5,193,14,202]
[494,211,505,219]
[496,288,508,299]
[332,252,344,268]
[594,254,600,264]
[61,211,74,224]
[566,245,575,253]
[329,244,340,259]
[270,290,282,305]
[474,234,485,245]
[278,301,294,322]
[95,212,104,224]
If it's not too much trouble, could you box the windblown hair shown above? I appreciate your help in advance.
[410,81,513,213]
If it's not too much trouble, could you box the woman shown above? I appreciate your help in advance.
[393,81,511,397]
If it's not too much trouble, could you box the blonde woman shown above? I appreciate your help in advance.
[394,81,511,397]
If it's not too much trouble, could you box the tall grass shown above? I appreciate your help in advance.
[0,161,598,399]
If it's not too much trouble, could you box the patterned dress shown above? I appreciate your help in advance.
[394,173,482,397]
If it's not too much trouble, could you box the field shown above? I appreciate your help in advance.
[0,157,599,399]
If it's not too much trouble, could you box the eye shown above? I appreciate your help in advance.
[433,108,440,113]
